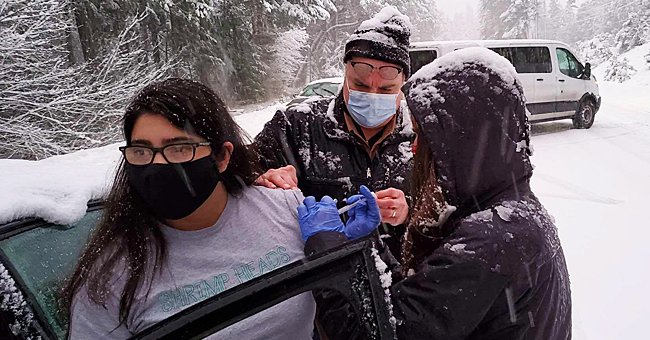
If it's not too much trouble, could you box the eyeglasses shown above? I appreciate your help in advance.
[119,142,212,165]
[349,61,402,80]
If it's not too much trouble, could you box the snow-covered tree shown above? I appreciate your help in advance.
[480,0,510,39]
[395,0,442,41]
[0,1,172,159]
[65,0,337,103]
[614,0,650,53]
[575,33,616,67]
[544,0,562,39]
[604,56,637,83]
[479,0,539,39]
[570,0,641,46]
[501,0,538,39]
[266,28,310,96]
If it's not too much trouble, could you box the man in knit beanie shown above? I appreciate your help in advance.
[255,6,414,256]
[344,6,412,78]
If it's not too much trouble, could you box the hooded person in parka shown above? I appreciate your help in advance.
[300,47,572,339]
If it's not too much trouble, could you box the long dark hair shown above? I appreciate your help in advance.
[401,127,448,275]
[61,78,260,328]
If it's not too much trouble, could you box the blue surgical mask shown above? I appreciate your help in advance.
[346,82,399,128]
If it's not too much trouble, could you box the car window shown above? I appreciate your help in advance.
[321,83,340,96]
[300,82,339,97]
[490,47,552,73]
[410,50,437,74]
[299,84,317,96]
[0,209,102,339]
[556,48,584,78]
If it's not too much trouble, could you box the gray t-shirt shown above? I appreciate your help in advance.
[69,186,315,339]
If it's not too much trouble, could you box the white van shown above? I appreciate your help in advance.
[409,40,601,128]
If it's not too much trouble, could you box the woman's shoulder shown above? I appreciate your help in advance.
[239,185,304,215]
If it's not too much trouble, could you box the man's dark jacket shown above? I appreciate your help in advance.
[254,94,414,252]
[304,56,572,339]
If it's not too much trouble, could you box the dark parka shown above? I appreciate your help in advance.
[305,49,572,340]
[254,94,414,252]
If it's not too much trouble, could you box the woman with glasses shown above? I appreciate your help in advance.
[61,78,379,339]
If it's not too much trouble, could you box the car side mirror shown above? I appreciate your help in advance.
[584,62,592,79]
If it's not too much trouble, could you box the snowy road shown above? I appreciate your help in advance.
[233,78,650,339]
[530,80,650,340]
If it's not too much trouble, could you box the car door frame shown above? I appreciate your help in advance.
[130,237,396,339]
[1,204,396,340]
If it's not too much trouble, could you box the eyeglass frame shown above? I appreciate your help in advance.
[119,142,212,166]
[348,61,403,80]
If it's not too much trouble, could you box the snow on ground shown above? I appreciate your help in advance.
[233,102,283,139]
[593,43,650,87]
[530,50,650,338]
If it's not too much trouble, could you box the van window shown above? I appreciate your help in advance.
[556,48,584,79]
[489,47,552,73]
[410,50,437,75]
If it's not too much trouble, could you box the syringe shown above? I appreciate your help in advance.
[337,197,367,215]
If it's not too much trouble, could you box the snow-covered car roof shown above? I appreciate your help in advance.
[0,144,121,225]
[410,39,568,49]
[305,77,343,86]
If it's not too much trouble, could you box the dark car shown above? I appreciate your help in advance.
[286,77,343,106]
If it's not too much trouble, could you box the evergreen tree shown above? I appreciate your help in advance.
[501,0,537,39]
[614,0,650,53]
[545,0,562,39]
[0,0,172,159]
[604,56,636,82]
[480,0,509,39]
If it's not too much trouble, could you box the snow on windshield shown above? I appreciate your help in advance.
[0,144,120,225]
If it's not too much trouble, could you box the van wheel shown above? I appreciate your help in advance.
[573,100,596,129]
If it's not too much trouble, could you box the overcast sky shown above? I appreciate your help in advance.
[436,0,478,17]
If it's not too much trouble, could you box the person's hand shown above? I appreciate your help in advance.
[344,185,381,240]
[375,188,409,226]
[255,165,298,189]
[297,196,344,242]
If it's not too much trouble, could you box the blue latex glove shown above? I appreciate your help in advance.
[344,185,381,240]
[297,196,344,242]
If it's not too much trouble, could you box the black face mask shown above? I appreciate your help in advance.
[125,156,222,220]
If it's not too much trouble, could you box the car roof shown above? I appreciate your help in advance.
[0,144,119,226]
[305,77,344,86]
[410,39,569,50]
